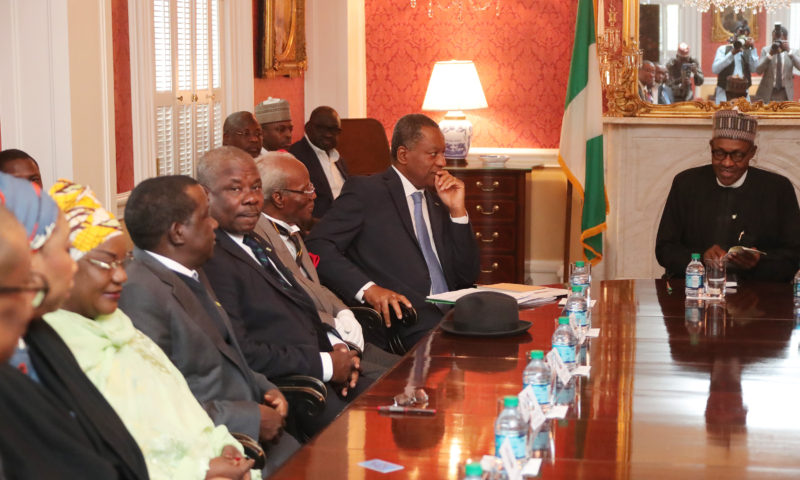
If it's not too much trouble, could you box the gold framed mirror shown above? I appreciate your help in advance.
[609,0,800,117]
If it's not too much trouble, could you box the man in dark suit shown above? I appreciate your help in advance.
[198,146,367,435]
[305,113,480,350]
[288,106,348,223]
[253,152,400,376]
[118,175,299,472]
[754,25,800,103]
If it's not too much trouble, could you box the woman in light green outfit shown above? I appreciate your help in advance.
[44,180,257,480]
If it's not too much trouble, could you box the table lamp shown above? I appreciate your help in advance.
[422,60,488,166]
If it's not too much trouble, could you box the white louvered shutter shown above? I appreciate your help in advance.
[153,0,223,177]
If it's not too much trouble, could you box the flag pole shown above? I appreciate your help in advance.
[563,181,573,283]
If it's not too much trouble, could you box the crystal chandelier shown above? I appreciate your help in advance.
[683,0,789,13]
[410,0,501,23]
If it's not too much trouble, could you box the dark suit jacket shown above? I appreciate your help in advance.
[119,248,276,440]
[203,229,334,380]
[289,137,348,219]
[305,167,480,343]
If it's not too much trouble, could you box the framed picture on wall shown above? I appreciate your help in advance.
[711,7,759,43]
[259,0,307,78]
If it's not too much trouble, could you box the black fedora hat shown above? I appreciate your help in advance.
[440,291,531,336]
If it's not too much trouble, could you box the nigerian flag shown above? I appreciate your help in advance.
[558,0,606,265]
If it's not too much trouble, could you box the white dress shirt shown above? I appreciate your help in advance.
[307,135,345,200]
[145,250,199,280]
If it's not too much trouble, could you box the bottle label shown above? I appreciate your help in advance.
[686,273,703,289]
[568,310,587,327]
[553,344,576,363]
[495,432,527,459]
[531,383,551,405]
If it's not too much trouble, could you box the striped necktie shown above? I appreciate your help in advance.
[242,234,293,289]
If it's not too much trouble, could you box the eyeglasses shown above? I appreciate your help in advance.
[229,129,263,138]
[86,252,134,272]
[711,148,750,162]
[280,183,315,196]
[0,272,49,309]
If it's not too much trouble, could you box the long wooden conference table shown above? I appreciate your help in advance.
[273,280,800,478]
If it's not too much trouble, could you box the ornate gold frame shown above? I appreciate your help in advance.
[261,0,307,78]
[604,0,800,118]
[710,8,759,43]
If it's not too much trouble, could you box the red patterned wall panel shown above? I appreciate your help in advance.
[112,0,134,193]
[366,0,578,149]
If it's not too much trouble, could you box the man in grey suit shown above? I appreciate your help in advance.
[755,25,800,103]
[253,152,400,376]
[119,175,299,472]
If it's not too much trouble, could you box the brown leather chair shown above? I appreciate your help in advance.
[337,118,392,176]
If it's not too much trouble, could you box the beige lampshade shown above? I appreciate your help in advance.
[421,60,488,111]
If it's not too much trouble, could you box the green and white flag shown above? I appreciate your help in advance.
[558,0,606,265]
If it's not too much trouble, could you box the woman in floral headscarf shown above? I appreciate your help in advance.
[44,179,256,480]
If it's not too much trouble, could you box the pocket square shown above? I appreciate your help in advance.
[308,252,320,268]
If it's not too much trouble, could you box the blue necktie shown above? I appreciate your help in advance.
[411,191,448,295]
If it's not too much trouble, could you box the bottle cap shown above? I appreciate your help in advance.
[576,261,585,267]
[691,253,700,260]
[465,462,483,476]
[530,350,544,359]
[572,285,582,292]
[503,396,519,408]
[558,316,570,325]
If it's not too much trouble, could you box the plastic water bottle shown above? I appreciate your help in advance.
[551,317,577,370]
[570,261,591,302]
[564,285,590,333]
[685,253,705,298]
[522,350,552,407]
[464,461,482,480]
[494,396,527,460]
[793,263,800,306]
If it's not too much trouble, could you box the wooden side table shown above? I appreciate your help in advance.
[450,166,531,284]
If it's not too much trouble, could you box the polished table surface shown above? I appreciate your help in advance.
[272,280,800,479]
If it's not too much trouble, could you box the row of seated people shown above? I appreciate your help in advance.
[0,112,481,479]
[3,102,798,479]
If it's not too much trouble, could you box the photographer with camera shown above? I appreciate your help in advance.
[755,24,800,103]
[712,20,757,102]
[667,43,704,101]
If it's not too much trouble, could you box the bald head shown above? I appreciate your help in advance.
[255,152,298,196]
[256,152,315,226]
[222,111,263,158]
[305,106,341,152]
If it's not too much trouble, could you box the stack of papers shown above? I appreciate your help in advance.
[426,283,569,307]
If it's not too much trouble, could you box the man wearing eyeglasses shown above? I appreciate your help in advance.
[656,109,800,281]
[222,111,264,159]
[289,106,348,223]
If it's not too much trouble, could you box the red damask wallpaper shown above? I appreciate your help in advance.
[365,0,578,149]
